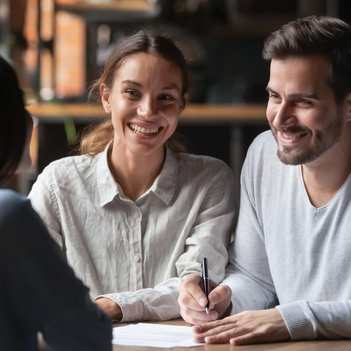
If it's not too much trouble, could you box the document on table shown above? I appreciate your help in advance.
[112,323,205,348]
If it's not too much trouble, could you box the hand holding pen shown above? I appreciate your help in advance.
[178,262,233,324]
[201,257,210,314]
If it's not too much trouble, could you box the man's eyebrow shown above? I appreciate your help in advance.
[288,93,320,100]
[266,86,320,100]
[121,80,143,87]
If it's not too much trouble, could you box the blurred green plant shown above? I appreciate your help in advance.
[51,98,77,145]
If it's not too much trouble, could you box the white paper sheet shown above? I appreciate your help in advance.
[112,323,204,348]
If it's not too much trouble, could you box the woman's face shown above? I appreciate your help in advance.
[101,53,185,157]
[16,110,33,173]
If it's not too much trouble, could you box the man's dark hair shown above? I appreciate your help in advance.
[263,16,351,104]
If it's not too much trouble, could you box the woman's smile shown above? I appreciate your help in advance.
[128,122,164,138]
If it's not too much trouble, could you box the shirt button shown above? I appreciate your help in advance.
[134,255,140,262]
[133,212,139,218]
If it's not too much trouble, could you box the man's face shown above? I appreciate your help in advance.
[266,56,346,165]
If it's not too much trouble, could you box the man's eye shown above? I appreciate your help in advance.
[297,99,310,105]
[268,93,280,101]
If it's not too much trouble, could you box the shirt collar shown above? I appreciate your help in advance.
[96,141,121,207]
[149,146,179,206]
[96,143,179,207]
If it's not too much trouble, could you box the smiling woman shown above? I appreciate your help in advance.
[28,30,236,323]
[81,29,188,157]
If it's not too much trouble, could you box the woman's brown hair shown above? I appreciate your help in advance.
[0,57,27,185]
[80,29,189,156]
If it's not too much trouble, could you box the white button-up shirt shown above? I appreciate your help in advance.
[28,145,236,322]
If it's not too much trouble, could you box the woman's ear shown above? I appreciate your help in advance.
[100,84,111,113]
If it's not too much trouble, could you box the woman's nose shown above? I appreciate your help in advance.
[137,97,157,120]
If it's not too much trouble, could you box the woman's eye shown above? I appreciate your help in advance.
[159,94,174,101]
[124,89,140,99]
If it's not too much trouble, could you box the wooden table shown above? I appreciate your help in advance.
[112,319,351,351]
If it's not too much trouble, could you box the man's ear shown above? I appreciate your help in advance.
[100,84,111,113]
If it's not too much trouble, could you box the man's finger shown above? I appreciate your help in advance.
[230,332,261,346]
[182,312,215,326]
[193,324,239,343]
[208,284,231,305]
[178,292,205,312]
[193,316,235,334]
[180,274,208,306]
[180,305,218,324]
[203,328,241,344]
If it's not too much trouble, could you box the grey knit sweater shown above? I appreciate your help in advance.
[223,130,351,340]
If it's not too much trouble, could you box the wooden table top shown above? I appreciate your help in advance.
[112,319,351,351]
[27,103,268,125]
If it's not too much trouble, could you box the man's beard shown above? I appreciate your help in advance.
[270,114,344,165]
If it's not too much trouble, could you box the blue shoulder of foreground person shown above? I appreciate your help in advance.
[0,189,112,351]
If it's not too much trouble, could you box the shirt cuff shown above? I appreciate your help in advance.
[276,302,312,340]
[95,293,143,323]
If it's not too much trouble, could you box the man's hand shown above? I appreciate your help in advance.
[94,297,123,320]
[178,274,232,324]
[192,308,290,345]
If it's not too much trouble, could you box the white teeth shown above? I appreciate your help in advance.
[282,133,299,140]
[129,123,159,135]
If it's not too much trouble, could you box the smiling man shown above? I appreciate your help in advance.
[178,16,351,345]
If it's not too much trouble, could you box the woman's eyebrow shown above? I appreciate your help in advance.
[162,84,180,92]
[121,80,143,87]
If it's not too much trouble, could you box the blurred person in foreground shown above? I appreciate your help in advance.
[0,56,112,351]
[178,16,351,345]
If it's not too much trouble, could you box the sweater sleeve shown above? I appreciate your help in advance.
[0,190,112,351]
[97,165,236,322]
[277,300,351,340]
[222,154,278,315]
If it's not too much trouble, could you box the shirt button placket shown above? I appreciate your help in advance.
[132,209,143,290]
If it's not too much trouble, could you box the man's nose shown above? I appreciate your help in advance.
[272,102,296,130]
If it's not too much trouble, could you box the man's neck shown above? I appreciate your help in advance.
[302,133,351,208]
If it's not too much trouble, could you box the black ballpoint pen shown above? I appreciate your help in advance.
[201,257,210,314]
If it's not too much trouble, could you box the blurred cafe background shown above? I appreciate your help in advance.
[1,0,350,194]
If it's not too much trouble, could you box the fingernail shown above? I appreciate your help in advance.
[211,294,218,303]
[210,312,218,320]
[199,298,205,306]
